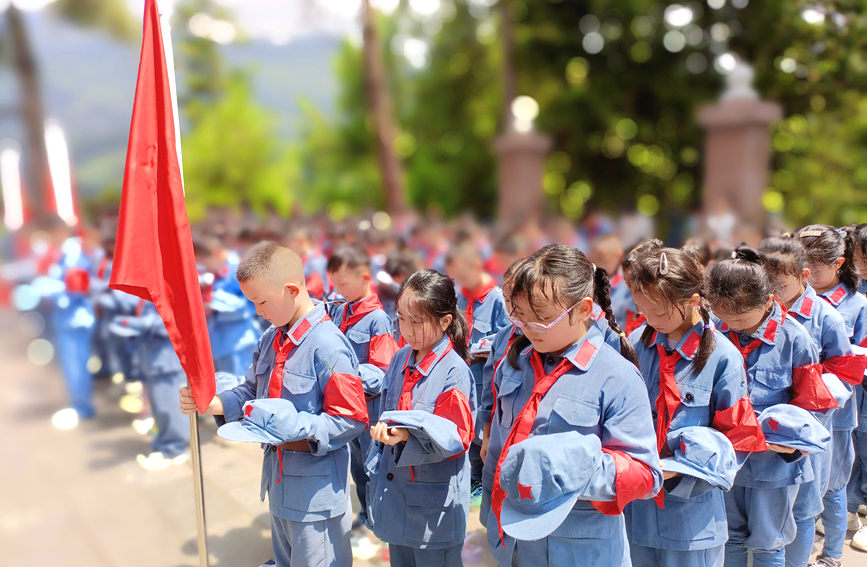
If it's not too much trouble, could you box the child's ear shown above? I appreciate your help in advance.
[284,282,301,298]
[834,257,846,271]
[687,293,701,309]
[801,267,811,281]
[577,296,594,321]
[439,313,453,332]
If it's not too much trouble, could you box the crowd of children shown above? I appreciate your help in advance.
[7,208,867,567]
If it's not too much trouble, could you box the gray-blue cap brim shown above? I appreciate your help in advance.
[217,421,282,445]
[660,457,734,491]
[500,490,581,541]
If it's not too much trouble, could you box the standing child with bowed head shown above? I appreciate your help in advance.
[705,247,837,567]
[326,244,398,529]
[624,244,766,567]
[365,269,474,567]
[759,236,867,567]
[179,242,368,567]
[846,223,867,552]
[797,225,867,557]
[484,243,661,567]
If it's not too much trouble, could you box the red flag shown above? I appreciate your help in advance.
[109,0,215,413]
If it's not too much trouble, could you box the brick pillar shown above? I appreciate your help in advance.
[494,130,551,229]
[698,62,782,228]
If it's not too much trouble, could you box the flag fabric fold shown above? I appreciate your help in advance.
[110,0,215,413]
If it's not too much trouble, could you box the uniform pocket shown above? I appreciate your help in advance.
[285,370,318,396]
[548,508,616,565]
[280,451,334,513]
[403,480,458,543]
[750,369,790,408]
[656,489,722,541]
[549,396,601,434]
[496,376,522,428]
[347,327,371,345]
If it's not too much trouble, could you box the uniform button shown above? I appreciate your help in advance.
[685,392,694,402]
[386,473,394,480]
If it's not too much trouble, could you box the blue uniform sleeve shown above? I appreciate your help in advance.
[217,332,266,422]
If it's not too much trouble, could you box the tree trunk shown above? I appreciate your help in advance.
[499,0,517,131]
[7,6,53,225]
[361,0,408,216]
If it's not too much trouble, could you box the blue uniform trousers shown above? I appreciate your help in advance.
[388,542,463,567]
[819,428,856,559]
[56,326,95,417]
[144,370,189,457]
[630,543,724,567]
[725,484,798,567]
[848,429,867,513]
[270,509,352,567]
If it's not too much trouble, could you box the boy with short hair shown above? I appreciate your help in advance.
[327,244,398,528]
[180,242,368,567]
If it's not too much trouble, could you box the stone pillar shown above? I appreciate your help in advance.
[494,129,551,229]
[698,62,782,229]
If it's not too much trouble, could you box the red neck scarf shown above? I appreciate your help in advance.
[462,279,498,343]
[339,294,383,334]
[491,350,573,544]
[654,345,681,455]
[398,341,453,411]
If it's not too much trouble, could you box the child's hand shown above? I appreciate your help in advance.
[480,423,492,463]
[767,443,806,457]
[179,386,224,416]
[662,470,681,480]
[370,421,410,445]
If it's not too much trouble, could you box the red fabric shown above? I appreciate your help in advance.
[625,311,646,336]
[97,256,110,280]
[433,388,474,452]
[339,295,384,334]
[108,0,214,413]
[398,343,454,410]
[491,350,573,544]
[861,335,867,349]
[711,396,767,452]
[461,278,498,344]
[306,271,325,299]
[323,371,369,426]
[369,333,398,370]
[823,354,867,386]
[728,332,765,365]
[590,448,656,516]
[790,362,838,411]
[64,267,90,294]
[654,346,682,454]
[268,330,298,399]
[610,272,624,287]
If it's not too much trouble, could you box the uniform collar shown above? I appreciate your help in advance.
[409,334,452,376]
[725,299,784,346]
[461,277,498,304]
[790,284,816,319]
[283,302,327,346]
[822,283,849,306]
[346,294,382,317]
[591,302,606,322]
[651,320,706,360]
[522,325,604,372]
[609,271,624,288]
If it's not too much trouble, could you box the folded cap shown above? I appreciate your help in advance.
[499,431,602,541]
[217,398,302,445]
[379,409,464,456]
[758,404,830,454]
[659,426,738,490]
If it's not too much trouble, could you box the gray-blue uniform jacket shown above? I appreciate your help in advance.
[217,303,368,523]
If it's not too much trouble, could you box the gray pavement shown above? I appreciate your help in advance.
[1,308,865,566]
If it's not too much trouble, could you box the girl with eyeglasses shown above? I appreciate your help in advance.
[483,243,661,566]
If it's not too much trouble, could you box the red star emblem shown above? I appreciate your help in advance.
[517,482,534,500]
[768,418,780,431]
[244,404,254,418]
[680,438,687,455]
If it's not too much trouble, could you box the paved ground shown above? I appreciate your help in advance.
[1,307,865,566]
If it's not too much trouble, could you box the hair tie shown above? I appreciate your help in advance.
[730,250,738,259]
[591,263,597,273]
[835,228,846,237]
[703,323,711,330]
[658,252,669,276]
[619,332,626,338]
[799,230,823,238]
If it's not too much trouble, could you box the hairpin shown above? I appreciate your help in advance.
[658,252,669,276]
[799,230,823,238]
[731,250,738,259]
[781,232,793,238]
[835,228,846,237]
[590,263,597,273]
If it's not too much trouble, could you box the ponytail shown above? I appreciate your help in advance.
[840,227,861,292]
[593,266,639,368]
[798,224,861,292]
[447,310,470,362]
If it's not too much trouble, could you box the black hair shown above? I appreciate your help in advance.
[397,269,470,362]
[797,224,861,291]
[848,224,867,258]
[506,243,639,369]
[385,249,422,279]
[758,235,808,281]
[705,245,773,314]
[625,245,715,374]
[327,245,370,273]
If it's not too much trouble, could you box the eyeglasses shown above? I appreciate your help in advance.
[507,305,575,334]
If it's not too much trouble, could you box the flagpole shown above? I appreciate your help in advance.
[157,3,209,566]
